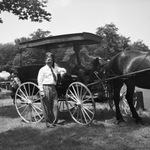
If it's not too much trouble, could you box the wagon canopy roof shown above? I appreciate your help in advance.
[18,32,102,49]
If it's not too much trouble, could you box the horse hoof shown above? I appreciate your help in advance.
[114,119,126,126]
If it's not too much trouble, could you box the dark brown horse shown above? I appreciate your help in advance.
[104,50,150,124]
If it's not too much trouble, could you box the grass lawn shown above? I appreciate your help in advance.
[1,89,150,150]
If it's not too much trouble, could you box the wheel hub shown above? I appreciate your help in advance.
[27,99,32,104]
[76,99,82,105]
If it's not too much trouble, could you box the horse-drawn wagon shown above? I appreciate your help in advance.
[15,32,145,126]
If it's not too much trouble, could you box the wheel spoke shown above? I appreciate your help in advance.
[31,84,35,96]
[32,96,41,103]
[72,84,79,100]
[23,84,29,97]
[28,83,31,96]
[29,106,33,122]
[83,105,94,115]
[32,103,43,112]
[81,90,88,101]
[67,90,78,102]
[71,105,78,116]
[82,96,92,103]
[18,88,28,100]
[81,107,88,124]
[17,103,27,109]
[20,105,28,116]
[16,93,27,102]
[66,93,77,103]
[79,85,83,99]
[32,105,43,120]
[76,84,80,98]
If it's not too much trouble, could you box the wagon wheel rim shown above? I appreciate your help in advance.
[15,82,44,123]
[66,82,95,125]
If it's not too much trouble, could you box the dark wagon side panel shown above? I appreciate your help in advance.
[17,64,44,84]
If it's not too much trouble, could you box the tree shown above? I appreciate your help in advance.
[95,23,131,59]
[29,28,51,40]
[14,28,51,66]
[0,0,51,23]
[131,40,149,52]
[0,43,16,72]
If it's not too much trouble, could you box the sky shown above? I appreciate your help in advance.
[0,0,150,48]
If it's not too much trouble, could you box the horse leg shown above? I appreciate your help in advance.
[125,82,143,124]
[113,83,125,124]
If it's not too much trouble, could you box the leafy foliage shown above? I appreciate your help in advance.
[17,28,51,66]
[0,43,17,72]
[131,40,149,52]
[29,28,51,40]
[0,0,51,23]
[0,28,51,72]
[95,23,131,59]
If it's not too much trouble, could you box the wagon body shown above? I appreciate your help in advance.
[14,32,103,124]
[17,64,43,84]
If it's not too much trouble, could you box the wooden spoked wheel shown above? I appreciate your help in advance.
[15,82,44,123]
[109,84,137,116]
[66,82,95,125]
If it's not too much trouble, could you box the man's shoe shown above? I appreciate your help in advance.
[46,122,56,128]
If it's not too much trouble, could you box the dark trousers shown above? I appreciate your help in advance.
[41,85,58,124]
[10,87,17,104]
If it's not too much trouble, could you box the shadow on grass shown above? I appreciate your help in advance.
[0,119,149,150]
[0,105,18,118]
[57,103,116,126]
[1,104,150,149]
[58,111,74,125]
[95,108,116,121]
[0,90,11,100]
[0,123,108,150]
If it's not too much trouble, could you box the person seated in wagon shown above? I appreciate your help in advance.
[37,52,66,128]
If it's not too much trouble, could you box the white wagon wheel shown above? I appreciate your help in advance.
[109,84,137,116]
[66,82,95,125]
[15,82,44,123]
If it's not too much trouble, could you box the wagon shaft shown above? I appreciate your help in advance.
[104,67,150,82]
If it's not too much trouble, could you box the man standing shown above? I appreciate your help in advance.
[37,52,66,128]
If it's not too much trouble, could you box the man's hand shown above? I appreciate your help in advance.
[60,69,66,77]
[40,91,45,97]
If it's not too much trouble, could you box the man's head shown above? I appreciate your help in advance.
[45,52,54,67]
